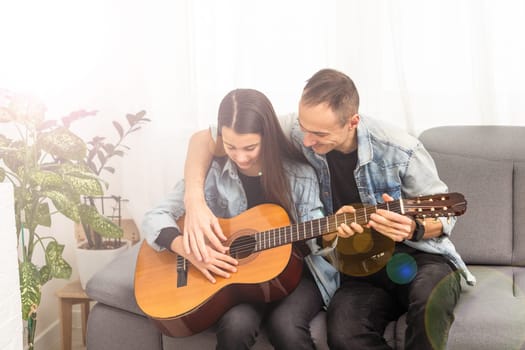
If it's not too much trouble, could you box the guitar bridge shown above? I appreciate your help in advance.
[176,255,188,287]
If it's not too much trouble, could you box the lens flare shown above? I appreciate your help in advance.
[386,253,417,284]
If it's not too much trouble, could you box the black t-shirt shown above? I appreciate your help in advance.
[237,172,265,209]
[326,149,361,211]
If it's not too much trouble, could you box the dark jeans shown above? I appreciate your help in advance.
[215,267,324,350]
[327,245,461,350]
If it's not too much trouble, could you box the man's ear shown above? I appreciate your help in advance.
[348,113,360,129]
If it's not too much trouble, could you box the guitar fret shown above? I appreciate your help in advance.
[254,194,464,251]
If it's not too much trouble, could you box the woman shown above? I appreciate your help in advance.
[142,89,338,350]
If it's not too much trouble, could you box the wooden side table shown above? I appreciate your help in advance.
[55,279,92,350]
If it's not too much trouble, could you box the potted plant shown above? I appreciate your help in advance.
[74,114,149,288]
[0,89,148,349]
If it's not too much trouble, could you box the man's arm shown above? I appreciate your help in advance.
[183,129,227,262]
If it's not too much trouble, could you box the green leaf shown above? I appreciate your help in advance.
[102,143,115,155]
[39,265,51,285]
[45,241,72,279]
[96,149,106,163]
[35,202,52,227]
[19,261,41,321]
[80,204,123,239]
[58,162,93,176]
[64,173,103,196]
[113,121,123,138]
[126,110,147,127]
[39,127,87,160]
[3,140,26,173]
[28,169,63,189]
[44,190,81,222]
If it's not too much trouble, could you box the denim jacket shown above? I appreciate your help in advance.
[283,114,475,285]
[142,156,340,306]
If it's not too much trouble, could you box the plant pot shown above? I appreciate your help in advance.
[75,240,131,290]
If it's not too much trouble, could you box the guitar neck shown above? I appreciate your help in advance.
[254,201,403,252]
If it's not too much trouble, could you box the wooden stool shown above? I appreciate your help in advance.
[55,279,92,350]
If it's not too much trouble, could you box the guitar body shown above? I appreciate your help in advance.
[334,228,395,276]
[134,204,304,337]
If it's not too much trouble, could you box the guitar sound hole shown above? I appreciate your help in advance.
[230,236,256,259]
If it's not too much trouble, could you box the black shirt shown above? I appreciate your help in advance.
[237,172,265,209]
[326,149,361,210]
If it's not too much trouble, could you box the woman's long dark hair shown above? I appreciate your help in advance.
[217,89,306,222]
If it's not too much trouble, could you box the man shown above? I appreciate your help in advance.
[183,69,473,349]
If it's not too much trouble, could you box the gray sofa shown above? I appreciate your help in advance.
[86,125,525,349]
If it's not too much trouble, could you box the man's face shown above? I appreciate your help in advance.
[298,101,357,155]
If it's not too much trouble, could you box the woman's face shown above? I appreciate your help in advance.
[221,126,262,176]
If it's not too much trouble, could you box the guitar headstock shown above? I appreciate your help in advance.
[402,192,467,219]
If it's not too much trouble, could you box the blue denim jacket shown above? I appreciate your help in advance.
[283,114,476,285]
[142,156,340,306]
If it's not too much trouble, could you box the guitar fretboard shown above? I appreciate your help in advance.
[254,201,403,252]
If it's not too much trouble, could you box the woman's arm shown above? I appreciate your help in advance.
[183,129,227,262]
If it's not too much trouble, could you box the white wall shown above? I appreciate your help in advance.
[0,183,23,350]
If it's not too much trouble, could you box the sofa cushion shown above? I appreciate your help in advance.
[86,243,144,315]
[428,151,513,265]
[392,266,525,350]
[447,266,525,349]
[87,303,161,350]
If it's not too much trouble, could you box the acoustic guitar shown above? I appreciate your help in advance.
[134,192,466,337]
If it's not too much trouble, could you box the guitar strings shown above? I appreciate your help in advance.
[177,196,457,265]
[224,203,404,256]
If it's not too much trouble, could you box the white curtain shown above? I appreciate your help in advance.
[2,0,525,229]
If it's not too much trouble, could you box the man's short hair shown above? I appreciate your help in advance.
[301,69,360,125]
